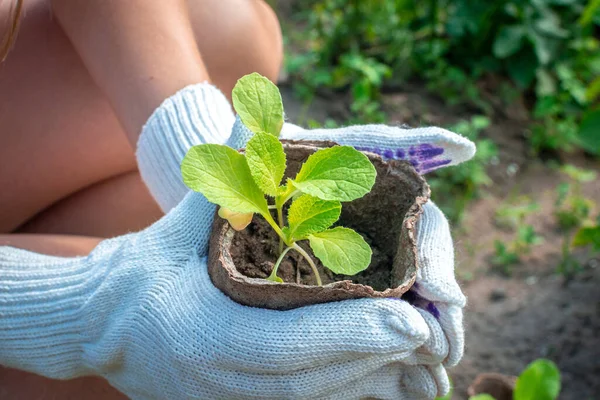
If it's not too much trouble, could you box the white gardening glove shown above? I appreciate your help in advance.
[133,82,473,397]
[231,111,470,368]
[1,190,451,400]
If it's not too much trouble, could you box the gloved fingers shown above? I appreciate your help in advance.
[434,303,465,367]
[403,287,464,369]
[428,363,451,398]
[188,353,418,400]
[415,201,466,306]
[137,83,235,212]
[318,363,406,400]
[411,308,449,366]
[280,123,476,173]
[139,191,216,256]
[409,201,466,366]
[318,362,449,400]
[172,253,430,373]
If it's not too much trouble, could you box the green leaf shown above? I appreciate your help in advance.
[578,109,600,155]
[308,227,372,275]
[507,50,537,89]
[535,69,556,96]
[287,195,341,241]
[530,32,559,66]
[534,17,569,39]
[182,144,269,215]
[585,76,600,102]
[579,0,600,26]
[245,131,286,196]
[291,146,376,201]
[572,226,600,250]
[232,73,284,136]
[514,359,561,400]
[493,25,525,58]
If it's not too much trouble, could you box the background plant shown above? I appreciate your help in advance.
[437,358,561,400]
[277,0,600,282]
[283,0,600,155]
[553,164,598,276]
[492,197,544,274]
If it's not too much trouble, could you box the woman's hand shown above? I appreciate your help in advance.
[1,189,450,399]
[132,82,473,398]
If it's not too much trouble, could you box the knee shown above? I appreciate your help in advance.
[250,1,283,82]
[188,0,283,96]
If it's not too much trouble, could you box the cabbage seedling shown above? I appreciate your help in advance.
[181,73,376,285]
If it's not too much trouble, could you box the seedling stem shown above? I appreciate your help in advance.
[268,246,293,282]
[292,242,322,286]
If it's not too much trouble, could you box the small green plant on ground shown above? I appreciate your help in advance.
[553,164,597,277]
[493,225,544,275]
[482,359,560,400]
[554,165,596,230]
[428,115,497,223]
[572,214,600,253]
[495,196,540,230]
[181,73,376,285]
[512,359,561,400]
[492,196,543,274]
[437,358,561,400]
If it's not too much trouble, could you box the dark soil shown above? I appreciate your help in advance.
[228,141,429,292]
[229,215,393,290]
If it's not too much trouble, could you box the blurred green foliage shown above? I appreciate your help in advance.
[283,0,600,154]
[553,164,598,276]
[492,197,544,273]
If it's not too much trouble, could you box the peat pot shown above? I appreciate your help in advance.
[207,140,430,310]
[468,373,517,400]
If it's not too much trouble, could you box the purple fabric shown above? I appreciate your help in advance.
[420,159,451,173]
[355,143,450,174]
[427,302,441,319]
[402,288,441,319]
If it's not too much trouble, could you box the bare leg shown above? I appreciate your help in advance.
[18,171,163,237]
[0,0,282,398]
[0,0,282,234]
[0,234,101,256]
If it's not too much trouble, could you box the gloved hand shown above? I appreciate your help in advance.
[1,190,448,400]
[137,81,470,368]
[0,82,472,400]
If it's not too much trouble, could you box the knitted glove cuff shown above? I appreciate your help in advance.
[136,82,235,212]
[0,246,110,378]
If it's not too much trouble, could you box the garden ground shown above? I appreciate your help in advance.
[281,85,600,400]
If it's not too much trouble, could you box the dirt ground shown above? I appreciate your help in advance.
[451,161,600,400]
[281,85,600,400]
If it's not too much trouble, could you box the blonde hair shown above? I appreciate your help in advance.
[1,0,23,62]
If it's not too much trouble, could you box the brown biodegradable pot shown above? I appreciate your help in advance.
[468,373,517,400]
[207,140,430,310]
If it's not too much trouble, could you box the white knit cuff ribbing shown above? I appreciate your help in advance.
[136,82,235,212]
[0,247,107,378]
